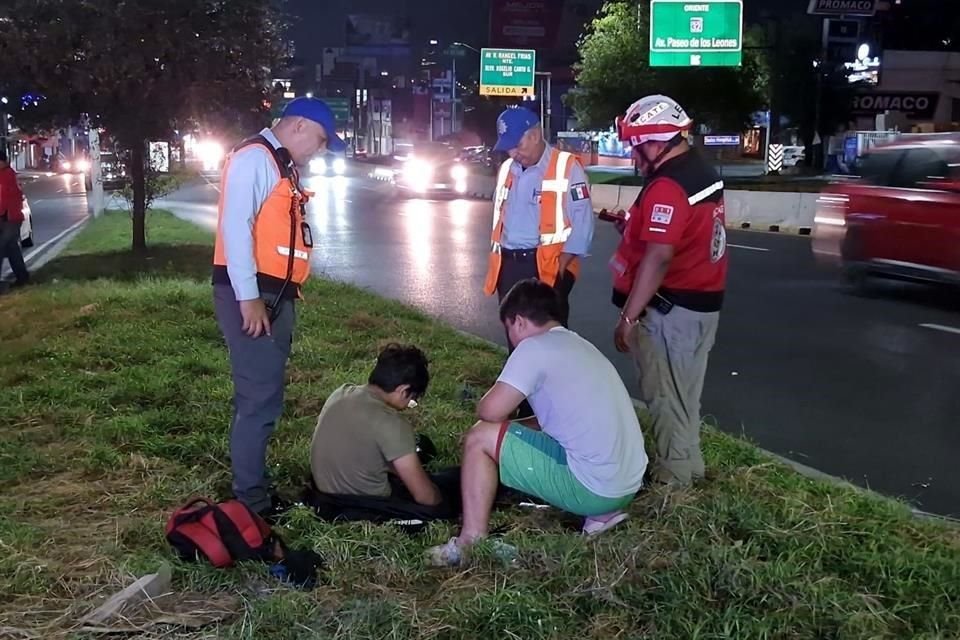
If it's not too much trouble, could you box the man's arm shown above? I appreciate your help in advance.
[477,382,527,423]
[0,170,21,218]
[559,161,595,273]
[390,453,442,506]
[220,148,279,302]
[620,243,674,322]
[479,342,543,422]
[614,180,689,351]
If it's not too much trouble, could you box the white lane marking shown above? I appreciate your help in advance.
[920,323,960,336]
[201,172,221,192]
[22,216,89,264]
[728,243,770,252]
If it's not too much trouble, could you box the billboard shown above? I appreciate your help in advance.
[851,92,939,120]
[807,0,877,16]
[489,0,565,50]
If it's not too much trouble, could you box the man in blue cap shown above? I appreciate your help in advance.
[481,107,594,421]
[482,106,594,330]
[212,97,346,520]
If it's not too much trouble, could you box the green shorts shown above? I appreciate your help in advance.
[496,422,635,517]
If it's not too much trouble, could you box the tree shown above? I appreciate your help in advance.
[0,0,289,251]
[568,1,767,134]
[768,27,854,161]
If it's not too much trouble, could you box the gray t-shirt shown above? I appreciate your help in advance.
[310,384,417,497]
[497,327,648,498]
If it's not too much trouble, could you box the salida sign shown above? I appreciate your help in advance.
[851,93,939,119]
[807,0,877,16]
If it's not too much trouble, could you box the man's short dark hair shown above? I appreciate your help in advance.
[499,278,563,326]
[368,343,430,398]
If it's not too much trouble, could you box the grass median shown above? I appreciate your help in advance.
[1,210,958,639]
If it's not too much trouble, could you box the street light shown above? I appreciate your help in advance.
[447,42,480,136]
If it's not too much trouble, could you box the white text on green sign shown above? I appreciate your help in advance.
[649,0,743,67]
[479,48,536,96]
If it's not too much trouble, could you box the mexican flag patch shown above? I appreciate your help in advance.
[571,182,590,201]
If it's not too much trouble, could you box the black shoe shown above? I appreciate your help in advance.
[10,277,29,289]
[257,492,292,525]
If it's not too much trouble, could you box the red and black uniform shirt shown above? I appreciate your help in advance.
[610,150,728,312]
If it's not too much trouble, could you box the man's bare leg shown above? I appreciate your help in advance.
[457,420,502,544]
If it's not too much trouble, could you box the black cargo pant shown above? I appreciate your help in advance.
[303,467,462,525]
[495,249,576,418]
[495,249,576,332]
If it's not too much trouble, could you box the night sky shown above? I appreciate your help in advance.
[285,0,960,70]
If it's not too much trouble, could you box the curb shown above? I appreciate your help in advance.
[596,208,814,237]
[738,221,813,236]
[2,216,89,281]
[26,217,89,271]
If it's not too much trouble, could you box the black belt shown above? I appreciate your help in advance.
[611,288,724,314]
[501,247,537,261]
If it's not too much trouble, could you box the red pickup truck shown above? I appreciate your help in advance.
[812,133,960,289]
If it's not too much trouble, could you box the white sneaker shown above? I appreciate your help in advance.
[582,511,629,537]
[426,537,464,567]
[426,537,519,567]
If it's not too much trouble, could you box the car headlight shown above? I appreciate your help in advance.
[62,160,72,171]
[451,164,468,181]
[332,157,346,175]
[310,157,327,174]
[404,159,433,183]
[76,159,90,172]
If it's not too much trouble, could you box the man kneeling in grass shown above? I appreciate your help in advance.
[307,344,459,522]
[429,279,648,566]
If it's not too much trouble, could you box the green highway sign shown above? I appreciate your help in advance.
[324,97,351,124]
[649,0,743,67]
[479,48,536,96]
[270,96,350,124]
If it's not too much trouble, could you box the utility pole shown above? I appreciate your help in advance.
[451,55,457,134]
[535,71,552,141]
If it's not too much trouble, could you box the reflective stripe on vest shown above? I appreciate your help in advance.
[490,150,575,247]
[490,158,515,254]
[483,149,580,296]
[538,151,573,246]
[212,142,313,289]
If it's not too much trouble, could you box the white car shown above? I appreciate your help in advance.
[308,154,347,176]
[19,198,34,248]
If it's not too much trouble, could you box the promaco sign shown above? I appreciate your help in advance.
[851,93,939,120]
[807,0,877,17]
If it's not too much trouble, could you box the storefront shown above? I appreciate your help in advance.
[851,50,960,132]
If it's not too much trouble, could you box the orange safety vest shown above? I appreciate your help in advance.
[482,148,581,296]
[212,136,313,299]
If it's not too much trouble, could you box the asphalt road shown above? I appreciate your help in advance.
[2,172,89,280]
[159,166,960,517]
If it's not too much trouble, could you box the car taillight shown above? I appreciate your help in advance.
[814,194,848,227]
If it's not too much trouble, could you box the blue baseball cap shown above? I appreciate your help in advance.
[493,107,540,152]
[281,97,347,152]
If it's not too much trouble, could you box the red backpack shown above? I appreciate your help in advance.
[165,498,278,568]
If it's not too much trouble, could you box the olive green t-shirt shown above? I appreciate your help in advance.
[309,384,417,497]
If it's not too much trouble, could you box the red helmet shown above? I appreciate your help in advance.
[616,95,693,146]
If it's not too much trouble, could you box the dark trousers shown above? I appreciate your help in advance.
[495,252,576,419]
[303,467,463,525]
[495,253,576,341]
[213,284,295,513]
[0,219,28,283]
